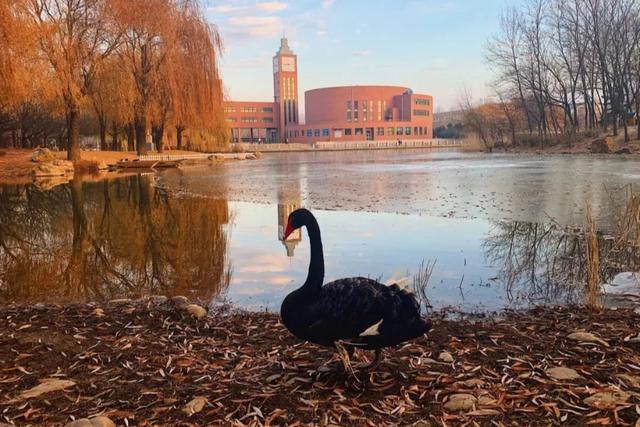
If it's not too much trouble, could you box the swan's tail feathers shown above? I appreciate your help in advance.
[384,273,411,290]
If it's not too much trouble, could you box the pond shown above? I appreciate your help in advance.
[0,150,638,312]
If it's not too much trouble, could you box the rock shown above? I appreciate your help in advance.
[253,151,263,159]
[583,390,630,409]
[97,161,109,171]
[64,420,93,427]
[438,351,454,363]
[92,308,105,317]
[459,378,485,388]
[615,148,632,154]
[19,378,76,399]
[31,148,55,163]
[477,393,495,406]
[64,416,115,427]
[567,331,609,347]
[245,153,257,160]
[183,396,208,415]
[546,366,583,381]
[443,393,477,412]
[108,298,130,304]
[52,159,74,171]
[617,374,640,389]
[171,295,189,309]
[32,163,71,177]
[591,137,615,154]
[186,304,207,319]
[235,153,247,160]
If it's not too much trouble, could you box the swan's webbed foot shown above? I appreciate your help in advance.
[334,340,355,376]
[357,348,383,371]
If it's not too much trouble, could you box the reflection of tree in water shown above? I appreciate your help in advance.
[483,221,640,306]
[0,175,231,303]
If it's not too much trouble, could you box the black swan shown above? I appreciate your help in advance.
[280,208,431,371]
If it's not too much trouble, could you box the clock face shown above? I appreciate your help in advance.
[282,57,295,72]
[273,57,279,73]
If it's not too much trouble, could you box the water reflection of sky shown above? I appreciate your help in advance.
[227,202,507,312]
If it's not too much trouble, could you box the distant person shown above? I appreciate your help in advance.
[285,138,289,144]
[398,139,402,146]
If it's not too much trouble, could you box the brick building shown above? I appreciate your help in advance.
[224,38,433,144]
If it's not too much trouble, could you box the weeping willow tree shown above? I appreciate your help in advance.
[111,0,226,154]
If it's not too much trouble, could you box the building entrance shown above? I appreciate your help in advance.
[366,128,374,141]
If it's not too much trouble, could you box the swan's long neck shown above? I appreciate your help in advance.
[302,213,324,294]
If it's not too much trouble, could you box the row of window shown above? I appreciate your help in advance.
[226,117,274,123]
[415,98,430,106]
[413,109,429,116]
[224,106,274,114]
[286,126,430,138]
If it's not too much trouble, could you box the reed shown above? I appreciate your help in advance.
[412,259,436,313]
[584,204,602,309]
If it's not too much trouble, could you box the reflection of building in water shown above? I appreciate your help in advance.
[278,190,302,257]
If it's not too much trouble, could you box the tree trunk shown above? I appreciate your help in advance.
[111,122,119,151]
[67,104,81,161]
[176,126,184,150]
[135,116,148,155]
[126,123,135,152]
[154,125,165,153]
[98,116,108,151]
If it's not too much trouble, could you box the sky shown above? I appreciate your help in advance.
[205,0,524,113]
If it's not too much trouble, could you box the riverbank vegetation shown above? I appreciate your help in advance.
[463,0,640,151]
[0,0,225,159]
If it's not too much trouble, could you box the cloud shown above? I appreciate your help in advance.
[322,0,336,8]
[226,15,283,39]
[257,1,288,12]
[208,4,243,14]
[352,50,370,57]
[316,30,326,37]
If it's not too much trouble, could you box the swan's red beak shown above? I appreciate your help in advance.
[283,221,294,240]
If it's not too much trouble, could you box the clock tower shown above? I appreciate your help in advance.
[273,37,298,142]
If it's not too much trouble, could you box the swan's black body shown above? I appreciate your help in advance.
[280,209,430,354]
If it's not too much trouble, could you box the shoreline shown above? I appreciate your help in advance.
[1,297,639,425]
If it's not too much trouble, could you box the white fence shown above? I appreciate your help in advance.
[242,138,461,152]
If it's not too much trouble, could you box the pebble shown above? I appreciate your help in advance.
[567,331,609,347]
[583,390,630,409]
[546,366,583,381]
[171,295,189,309]
[64,416,115,427]
[438,351,454,363]
[443,393,477,412]
[186,304,207,319]
[183,397,208,415]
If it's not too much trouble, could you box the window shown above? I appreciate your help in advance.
[333,129,343,138]
[240,106,257,113]
[347,111,352,122]
[344,128,352,136]
[262,117,273,123]
[376,127,384,136]
[224,106,236,113]
[346,100,352,110]
[354,100,358,109]
[314,129,320,137]
[387,127,394,136]
[396,127,403,135]
[262,106,273,113]
[241,117,257,123]
[354,110,358,121]
[306,129,312,137]
[294,130,299,137]
[226,117,236,122]
[405,127,411,135]
[413,109,428,116]
[355,128,363,135]
[322,128,329,137]
[414,99,428,105]
[414,126,419,135]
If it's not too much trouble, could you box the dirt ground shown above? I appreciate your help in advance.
[1,299,639,426]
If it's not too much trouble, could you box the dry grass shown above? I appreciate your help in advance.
[584,204,602,309]
[460,135,485,152]
[412,259,436,312]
